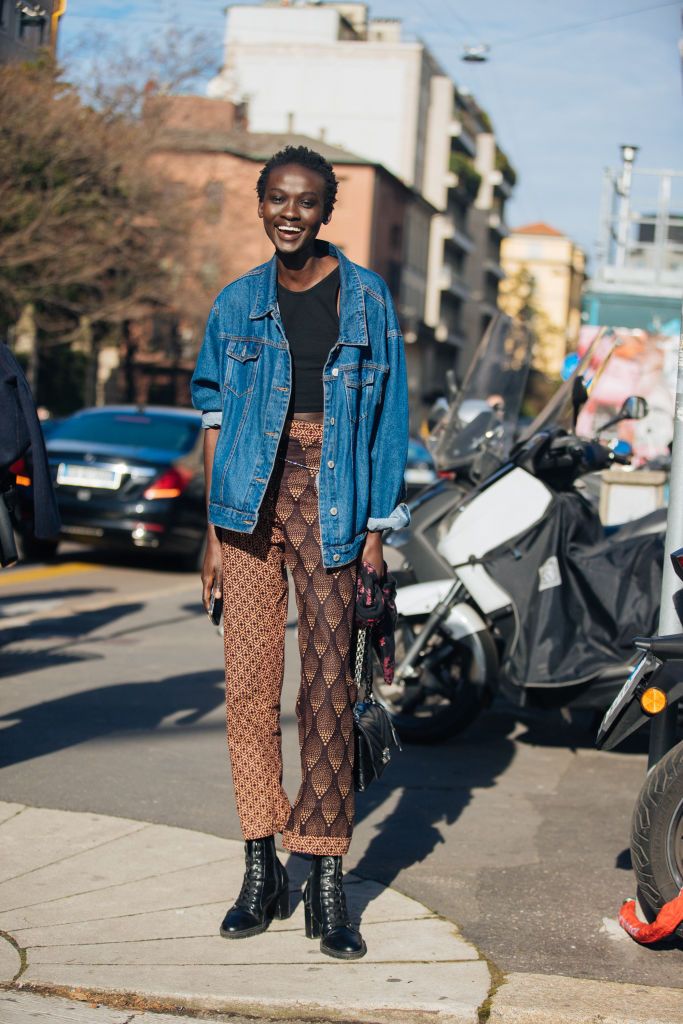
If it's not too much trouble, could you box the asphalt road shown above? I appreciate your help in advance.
[0,547,681,990]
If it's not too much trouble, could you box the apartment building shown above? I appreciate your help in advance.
[500,222,586,377]
[0,0,65,63]
[208,1,515,401]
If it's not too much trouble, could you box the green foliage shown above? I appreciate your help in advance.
[449,152,482,200]
[495,147,517,187]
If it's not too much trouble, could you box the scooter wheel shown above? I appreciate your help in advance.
[630,738,683,936]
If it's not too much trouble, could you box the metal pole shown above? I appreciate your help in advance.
[649,303,683,767]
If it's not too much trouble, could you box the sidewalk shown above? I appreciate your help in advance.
[0,802,680,1024]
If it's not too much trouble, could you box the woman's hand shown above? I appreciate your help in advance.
[202,525,223,612]
[362,530,384,578]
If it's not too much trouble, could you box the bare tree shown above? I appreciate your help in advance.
[0,29,216,405]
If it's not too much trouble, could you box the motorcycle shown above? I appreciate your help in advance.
[379,340,665,743]
[596,552,683,933]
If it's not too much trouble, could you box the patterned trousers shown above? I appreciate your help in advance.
[221,420,358,855]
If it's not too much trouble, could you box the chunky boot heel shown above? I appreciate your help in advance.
[274,885,291,920]
[304,901,321,939]
[306,856,366,960]
[220,836,290,939]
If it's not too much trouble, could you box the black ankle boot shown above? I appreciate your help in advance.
[220,836,290,939]
[303,855,366,960]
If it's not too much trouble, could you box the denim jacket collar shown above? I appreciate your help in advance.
[249,242,368,347]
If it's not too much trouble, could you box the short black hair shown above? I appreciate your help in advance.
[256,145,338,221]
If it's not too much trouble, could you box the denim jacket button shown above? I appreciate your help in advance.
[330,507,337,516]
[329,417,335,425]
[327,460,335,469]
[333,553,341,562]
[332,367,339,377]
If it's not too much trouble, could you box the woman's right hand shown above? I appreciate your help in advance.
[202,527,223,612]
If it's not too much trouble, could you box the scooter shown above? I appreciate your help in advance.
[380,362,664,742]
[596,549,683,932]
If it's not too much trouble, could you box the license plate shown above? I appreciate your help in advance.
[600,653,656,734]
[56,463,121,490]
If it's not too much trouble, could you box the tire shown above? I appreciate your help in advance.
[372,614,493,743]
[18,533,59,562]
[630,738,683,936]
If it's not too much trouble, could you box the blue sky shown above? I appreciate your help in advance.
[61,1,683,267]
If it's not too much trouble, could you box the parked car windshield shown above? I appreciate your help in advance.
[48,411,200,454]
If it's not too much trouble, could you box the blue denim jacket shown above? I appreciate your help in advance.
[191,243,410,568]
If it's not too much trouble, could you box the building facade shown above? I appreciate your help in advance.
[208,1,515,402]
[499,222,586,378]
[0,0,65,63]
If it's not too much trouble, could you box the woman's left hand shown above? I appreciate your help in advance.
[362,530,384,577]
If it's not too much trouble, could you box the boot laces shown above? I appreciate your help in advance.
[236,846,266,914]
[319,872,349,929]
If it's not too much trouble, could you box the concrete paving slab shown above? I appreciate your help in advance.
[0,804,489,1024]
[26,916,477,967]
[488,971,683,1024]
[0,990,270,1024]
[17,961,491,1023]
[0,821,235,912]
[0,862,244,933]
[0,805,25,827]
[0,808,146,883]
[0,934,21,983]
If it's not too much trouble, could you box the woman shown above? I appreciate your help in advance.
[191,145,409,961]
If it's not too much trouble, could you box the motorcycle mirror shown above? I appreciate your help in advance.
[620,395,649,421]
[597,395,649,434]
[445,369,459,401]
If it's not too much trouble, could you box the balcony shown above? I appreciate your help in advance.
[439,266,470,301]
[448,118,476,158]
[484,257,506,281]
[489,169,512,199]
[488,212,510,238]
[441,219,474,254]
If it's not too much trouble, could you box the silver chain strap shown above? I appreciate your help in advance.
[354,626,373,700]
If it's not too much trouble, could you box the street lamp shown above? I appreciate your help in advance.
[615,144,639,268]
[620,144,639,167]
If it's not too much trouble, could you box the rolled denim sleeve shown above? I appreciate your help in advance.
[191,303,223,429]
[367,295,410,532]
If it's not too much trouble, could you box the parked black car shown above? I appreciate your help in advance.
[15,406,207,569]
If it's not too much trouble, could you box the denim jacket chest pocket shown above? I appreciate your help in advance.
[342,365,385,424]
[223,337,262,398]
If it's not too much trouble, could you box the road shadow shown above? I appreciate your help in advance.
[0,668,225,768]
[338,704,517,919]
[0,601,146,679]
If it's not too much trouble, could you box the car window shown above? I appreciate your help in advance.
[49,412,200,454]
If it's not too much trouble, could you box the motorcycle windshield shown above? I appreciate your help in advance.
[429,314,532,470]
[515,327,613,445]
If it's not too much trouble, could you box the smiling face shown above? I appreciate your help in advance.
[258,163,329,257]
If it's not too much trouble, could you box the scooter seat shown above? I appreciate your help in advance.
[634,634,683,659]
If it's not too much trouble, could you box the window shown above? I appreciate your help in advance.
[0,0,7,29]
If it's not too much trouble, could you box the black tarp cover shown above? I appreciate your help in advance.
[484,491,663,689]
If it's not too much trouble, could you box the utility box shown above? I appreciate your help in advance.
[599,468,668,526]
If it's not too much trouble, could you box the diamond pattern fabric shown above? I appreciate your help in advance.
[221,420,358,856]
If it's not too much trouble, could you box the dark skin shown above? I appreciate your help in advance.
[201,163,383,612]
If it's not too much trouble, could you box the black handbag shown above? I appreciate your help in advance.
[353,626,401,792]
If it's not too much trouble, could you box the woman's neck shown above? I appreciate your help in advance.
[276,242,338,293]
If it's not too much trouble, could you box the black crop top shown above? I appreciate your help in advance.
[277,266,340,413]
